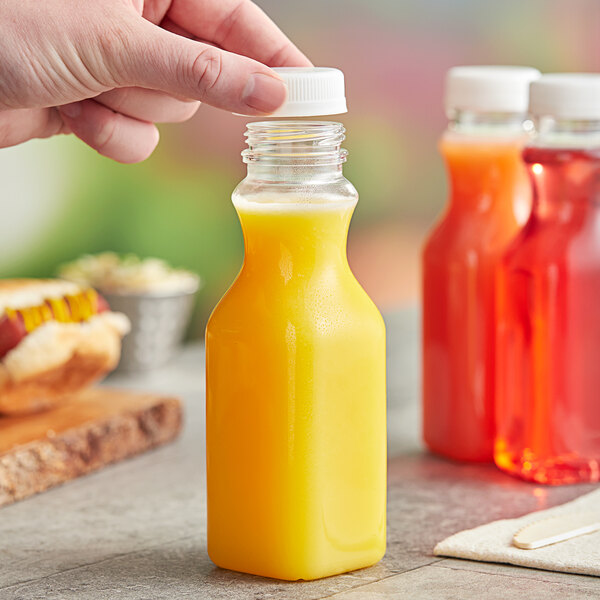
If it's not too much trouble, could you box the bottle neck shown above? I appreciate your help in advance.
[526,118,600,219]
[441,109,532,217]
[237,202,355,278]
[532,116,600,149]
[524,146,600,221]
[243,121,347,183]
[447,109,533,137]
[441,134,530,217]
[237,121,356,278]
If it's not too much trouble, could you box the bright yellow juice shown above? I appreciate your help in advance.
[206,193,386,581]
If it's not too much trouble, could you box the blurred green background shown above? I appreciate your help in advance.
[1,0,599,337]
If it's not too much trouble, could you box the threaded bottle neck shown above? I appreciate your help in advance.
[531,116,600,148]
[242,121,347,180]
[447,109,533,136]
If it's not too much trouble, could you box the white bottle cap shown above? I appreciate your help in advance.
[445,66,541,113]
[529,74,600,120]
[269,67,347,117]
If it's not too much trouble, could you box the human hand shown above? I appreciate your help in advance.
[0,0,311,162]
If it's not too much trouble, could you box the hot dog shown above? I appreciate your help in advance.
[0,289,110,358]
[0,279,130,415]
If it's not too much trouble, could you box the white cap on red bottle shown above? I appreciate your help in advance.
[445,66,541,113]
[269,67,347,117]
[529,73,600,119]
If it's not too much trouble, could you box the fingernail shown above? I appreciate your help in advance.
[59,102,82,118]
[242,73,287,114]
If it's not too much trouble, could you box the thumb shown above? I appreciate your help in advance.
[115,19,287,116]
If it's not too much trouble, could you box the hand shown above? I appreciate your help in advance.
[0,0,311,162]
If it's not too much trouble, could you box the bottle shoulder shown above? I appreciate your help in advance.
[206,272,242,329]
[502,215,600,272]
[423,208,522,259]
[440,130,529,152]
[207,267,384,339]
[233,175,359,204]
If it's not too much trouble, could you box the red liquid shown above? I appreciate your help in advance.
[496,147,600,484]
[422,134,530,461]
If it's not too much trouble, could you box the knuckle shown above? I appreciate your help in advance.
[189,47,224,96]
[214,0,247,45]
[267,44,292,67]
[92,17,138,86]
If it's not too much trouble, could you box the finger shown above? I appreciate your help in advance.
[0,108,67,149]
[131,0,144,14]
[142,0,172,24]
[117,20,288,115]
[57,100,159,164]
[159,18,222,51]
[160,16,196,40]
[95,87,200,123]
[167,0,312,67]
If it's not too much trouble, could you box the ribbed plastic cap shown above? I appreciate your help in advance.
[445,66,541,113]
[269,67,347,117]
[529,74,600,119]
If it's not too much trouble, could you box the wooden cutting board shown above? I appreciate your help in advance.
[0,388,182,508]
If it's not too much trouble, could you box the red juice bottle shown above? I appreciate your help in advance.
[423,66,539,462]
[496,74,600,484]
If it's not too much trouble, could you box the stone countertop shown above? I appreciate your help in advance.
[1,310,598,599]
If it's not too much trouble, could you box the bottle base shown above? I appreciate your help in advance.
[208,546,386,581]
[495,448,600,485]
[424,438,494,463]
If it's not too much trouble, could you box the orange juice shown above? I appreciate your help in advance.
[206,192,386,580]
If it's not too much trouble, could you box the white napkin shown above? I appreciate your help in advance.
[434,488,600,576]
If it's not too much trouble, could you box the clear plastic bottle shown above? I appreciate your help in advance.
[496,74,600,484]
[422,66,539,462]
[205,120,387,579]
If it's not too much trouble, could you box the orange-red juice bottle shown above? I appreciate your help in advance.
[206,120,386,580]
[422,66,539,462]
[496,74,600,484]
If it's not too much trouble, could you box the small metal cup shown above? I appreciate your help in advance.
[103,287,198,371]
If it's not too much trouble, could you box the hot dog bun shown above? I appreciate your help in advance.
[0,279,130,415]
